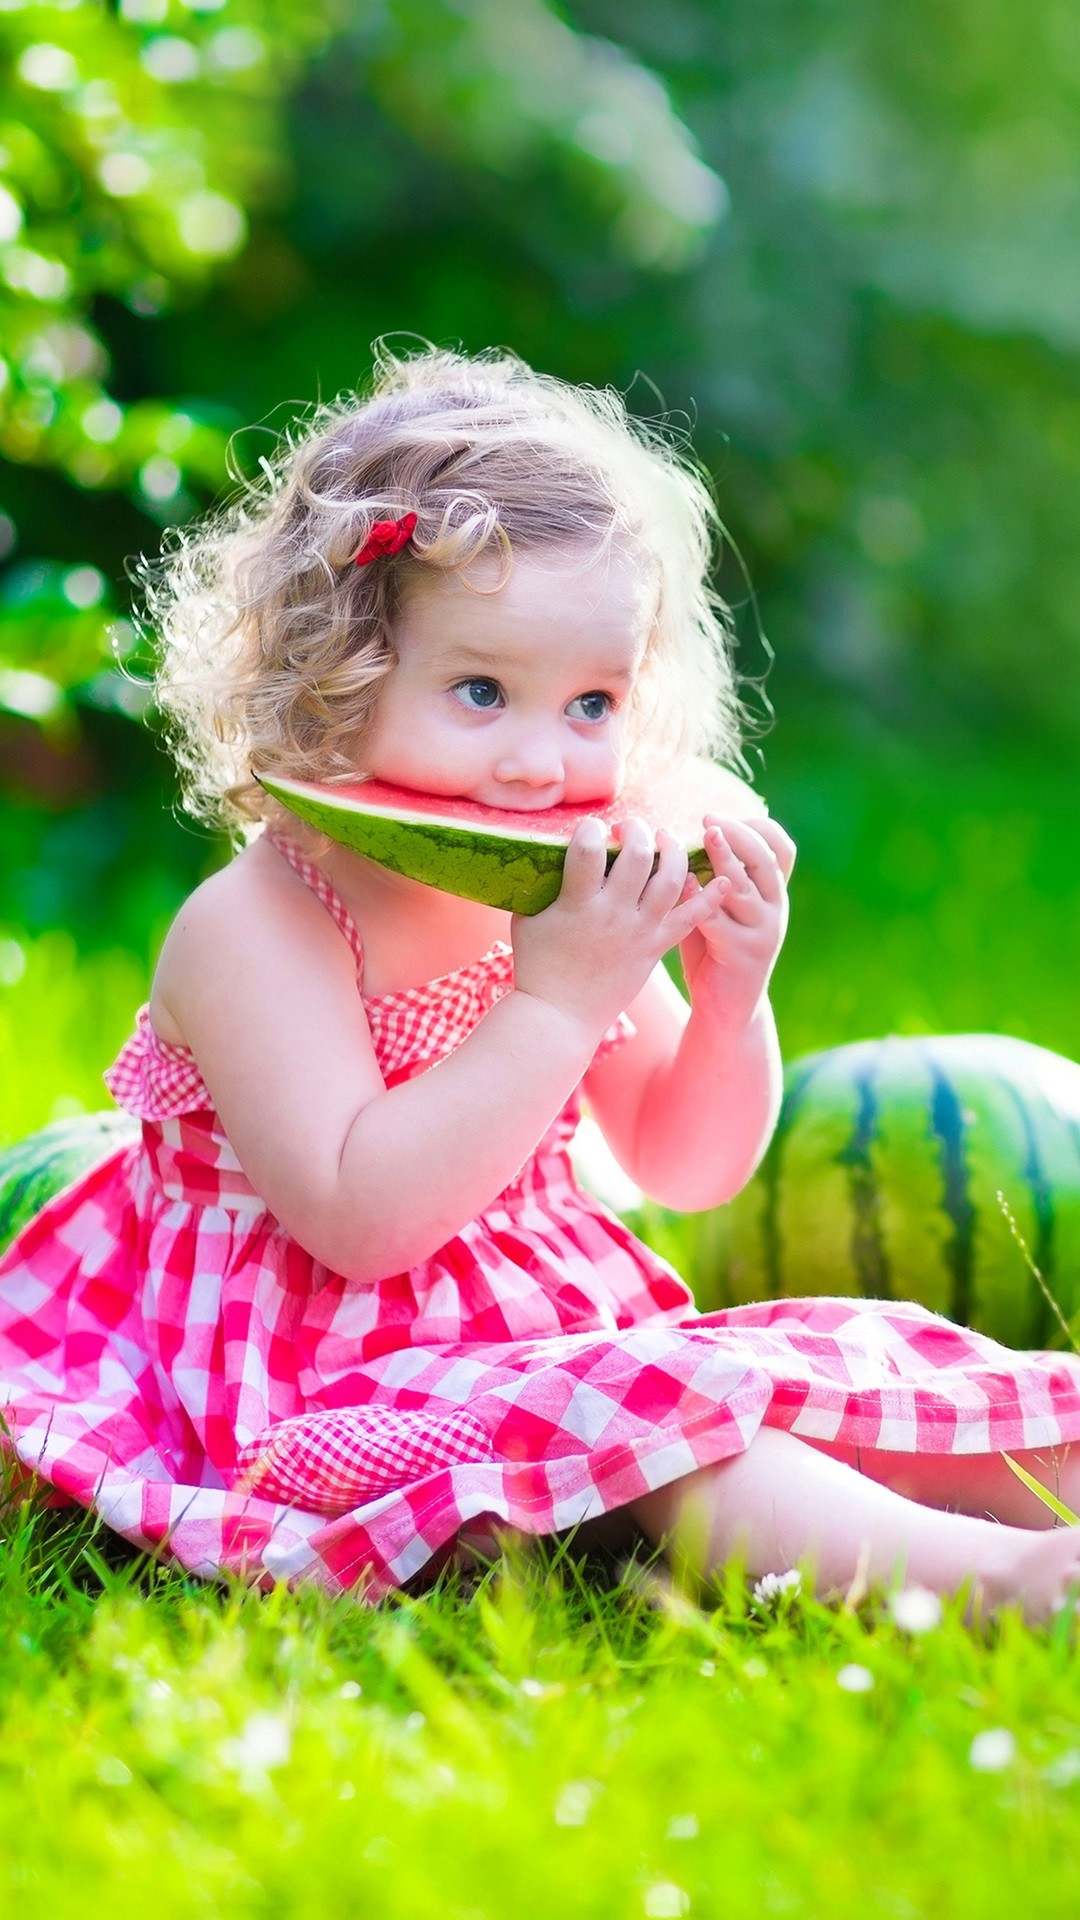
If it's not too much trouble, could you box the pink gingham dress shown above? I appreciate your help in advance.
[3,829,1080,1598]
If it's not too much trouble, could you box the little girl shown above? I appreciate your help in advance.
[3,345,1080,1616]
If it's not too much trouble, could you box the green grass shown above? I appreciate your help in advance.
[766,709,1080,1063]
[2,720,1080,1913]
[2,1500,1080,1919]
[0,928,147,1146]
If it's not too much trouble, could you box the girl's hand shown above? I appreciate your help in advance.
[511,815,731,1043]
[678,815,797,1034]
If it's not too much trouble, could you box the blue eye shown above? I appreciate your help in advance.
[567,691,613,722]
[453,678,503,711]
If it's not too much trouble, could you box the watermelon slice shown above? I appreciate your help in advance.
[259,758,767,915]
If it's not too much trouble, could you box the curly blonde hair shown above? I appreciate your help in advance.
[140,343,752,842]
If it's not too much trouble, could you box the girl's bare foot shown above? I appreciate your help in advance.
[984,1524,1080,1623]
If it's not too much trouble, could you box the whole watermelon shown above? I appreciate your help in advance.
[696,1035,1080,1348]
[0,1113,138,1257]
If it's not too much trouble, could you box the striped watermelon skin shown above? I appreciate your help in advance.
[0,1114,138,1257]
[700,1036,1080,1347]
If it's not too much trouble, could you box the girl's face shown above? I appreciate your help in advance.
[364,546,651,810]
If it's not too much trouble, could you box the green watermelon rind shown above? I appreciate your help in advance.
[259,776,718,915]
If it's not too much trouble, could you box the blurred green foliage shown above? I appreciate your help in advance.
[0,0,1077,1030]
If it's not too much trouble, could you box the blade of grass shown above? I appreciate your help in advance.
[1001,1451,1080,1525]
[996,1189,1080,1355]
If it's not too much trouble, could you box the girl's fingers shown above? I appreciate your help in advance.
[667,873,730,945]
[751,816,798,883]
[704,817,784,913]
[707,815,796,895]
[559,817,609,905]
[699,827,759,925]
[641,829,689,915]
[605,816,658,903]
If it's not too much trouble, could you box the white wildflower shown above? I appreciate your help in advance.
[666,1813,699,1840]
[837,1663,874,1693]
[1044,1749,1080,1788]
[969,1728,1016,1772]
[644,1882,690,1918]
[752,1569,802,1605]
[889,1585,943,1633]
[554,1779,598,1826]
[219,1710,291,1782]
[338,1679,361,1699]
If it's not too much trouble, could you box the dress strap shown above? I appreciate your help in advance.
[263,827,365,972]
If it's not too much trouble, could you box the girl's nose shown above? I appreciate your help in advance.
[493,723,565,790]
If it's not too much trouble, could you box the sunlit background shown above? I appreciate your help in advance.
[2,0,1079,1139]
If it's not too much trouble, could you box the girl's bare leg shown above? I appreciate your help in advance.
[630,1427,1080,1621]
[803,1439,1079,1531]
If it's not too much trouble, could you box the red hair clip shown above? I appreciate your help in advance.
[352,512,418,567]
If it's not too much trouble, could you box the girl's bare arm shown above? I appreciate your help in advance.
[154,854,602,1285]
[583,967,783,1211]
[159,821,726,1283]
